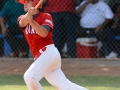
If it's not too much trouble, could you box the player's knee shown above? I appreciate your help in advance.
[23,73,37,84]
[23,73,32,83]
[24,73,29,81]
[24,74,40,90]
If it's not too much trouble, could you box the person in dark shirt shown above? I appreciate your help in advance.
[0,0,29,57]
[44,0,78,58]
[0,0,7,57]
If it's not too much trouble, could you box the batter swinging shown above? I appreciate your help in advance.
[18,0,89,90]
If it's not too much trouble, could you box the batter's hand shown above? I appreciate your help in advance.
[24,7,38,23]
[27,7,38,16]
[24,13,33,23]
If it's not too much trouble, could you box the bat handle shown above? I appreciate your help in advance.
[35,0,43,9]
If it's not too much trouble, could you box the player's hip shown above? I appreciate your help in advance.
[34,44,60,60]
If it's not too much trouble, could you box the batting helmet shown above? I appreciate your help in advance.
[19,0,42,8]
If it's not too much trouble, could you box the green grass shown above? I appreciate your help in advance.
[0,75,120,90]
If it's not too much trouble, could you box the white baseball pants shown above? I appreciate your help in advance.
[24,44,88,90]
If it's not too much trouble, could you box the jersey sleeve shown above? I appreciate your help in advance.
[41,13,54,30]
[17,15,26,31]
[102,2,114,19]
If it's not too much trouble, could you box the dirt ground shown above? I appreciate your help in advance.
[0,58,120,76]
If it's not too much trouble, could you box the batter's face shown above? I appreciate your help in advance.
[24,0,33,12]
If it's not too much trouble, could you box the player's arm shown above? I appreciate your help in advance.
[19,7,36,28]
[75,0,93,15]
[19,13,30,27]
[0,17,6,29]
[0,17,8,36]
[95,19,112,32]
[29,19,49,37]
[20,7,49,37]
[20,13,49,37]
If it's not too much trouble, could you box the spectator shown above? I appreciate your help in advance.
[44,0,78,58]
[0,0,8,57]
[75,0,114,57]
[0,0,29,57]
[105,3,120,58]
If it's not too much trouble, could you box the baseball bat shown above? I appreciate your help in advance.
[35,0,44,9]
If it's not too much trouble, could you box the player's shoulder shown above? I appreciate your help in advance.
[40,12,52,18]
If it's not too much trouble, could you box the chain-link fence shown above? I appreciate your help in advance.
[0,0,120,59]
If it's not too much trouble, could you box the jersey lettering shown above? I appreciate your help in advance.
[26,25,36,34]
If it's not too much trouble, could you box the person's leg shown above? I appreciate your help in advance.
[51,13,64,55]
[104,27,117,56]
[102,28,111,56]
[14,27,28,57]
[24,75,43,90]
[113,28,120,54]
[24,45,61,90]
[5,33,17,57]
[45,68,88,90]
[0,27,4,57]
[17,36,29,58]
[5,26,20,57]
[107,28,117,53]
[23,59,44,90]
[0,38,4,57]
[63,12,77,58]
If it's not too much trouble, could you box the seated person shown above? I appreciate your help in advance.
[75,0,114,57]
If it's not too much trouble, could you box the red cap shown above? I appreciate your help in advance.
[19,0,43,8]
[19,0,24,4]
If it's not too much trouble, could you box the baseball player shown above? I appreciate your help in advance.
[18,0,89,90]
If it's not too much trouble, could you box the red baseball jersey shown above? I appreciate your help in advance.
[18,13,54,57]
